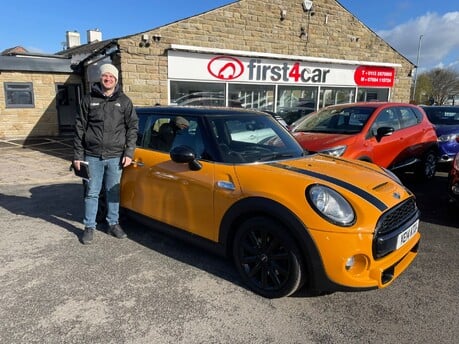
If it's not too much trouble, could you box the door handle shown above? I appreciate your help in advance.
[132,160,144,167]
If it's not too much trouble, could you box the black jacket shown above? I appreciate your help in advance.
[73,83,138,161]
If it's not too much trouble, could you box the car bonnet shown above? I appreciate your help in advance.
[264,154,412,212]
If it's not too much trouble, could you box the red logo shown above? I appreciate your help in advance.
[354,66,395,87]
[207,56,244,80]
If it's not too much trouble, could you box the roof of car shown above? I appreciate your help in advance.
[420,105,459,109]
[329,102,420,108]
[135,106,268,117]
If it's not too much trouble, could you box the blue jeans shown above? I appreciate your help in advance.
[83,156,123,229]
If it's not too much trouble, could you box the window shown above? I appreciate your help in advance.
[228,84,275,110]
[142,115,204,158]
[372,108,401,132]
[357,88,389,102]
[399,107,419,128]
[319,87,355,108]
[170,81,225,106]
[4,82,34,108]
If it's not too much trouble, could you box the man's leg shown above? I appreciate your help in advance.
[105,157,127,239]
[82,156,104,244]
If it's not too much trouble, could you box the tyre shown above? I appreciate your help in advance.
[416,150,437,181]
[232,217,304,298]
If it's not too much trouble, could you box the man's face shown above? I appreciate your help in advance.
[100,72,117,92]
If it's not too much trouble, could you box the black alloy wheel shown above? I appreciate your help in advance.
[233,217,304,298]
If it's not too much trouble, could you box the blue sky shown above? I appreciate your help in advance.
[1,0,458,72]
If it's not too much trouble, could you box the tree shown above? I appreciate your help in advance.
[416,68,459,105]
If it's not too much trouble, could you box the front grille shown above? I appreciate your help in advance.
[373,197,419,258]
[376,197,417,235]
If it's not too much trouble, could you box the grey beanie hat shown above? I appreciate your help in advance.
[99,64,119,80]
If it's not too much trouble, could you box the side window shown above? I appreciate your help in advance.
[371,108,401,135]
[4,82,34,108]
[399,107,419,129]
[142,115,205,158]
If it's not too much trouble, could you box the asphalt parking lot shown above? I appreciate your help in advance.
[0,137,457,344]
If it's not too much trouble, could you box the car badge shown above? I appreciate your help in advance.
[393,192,401,199]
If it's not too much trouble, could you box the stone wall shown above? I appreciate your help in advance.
[0,72,80,138]
[117,0,413,106]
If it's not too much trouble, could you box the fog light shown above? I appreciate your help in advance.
[345,254,369,274]
[345,257,355,270]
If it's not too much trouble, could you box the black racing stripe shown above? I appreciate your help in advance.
[270,162,387,211]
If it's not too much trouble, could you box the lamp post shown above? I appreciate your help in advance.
[412,34,424,103]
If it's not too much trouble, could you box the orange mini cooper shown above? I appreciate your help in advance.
[120,106,420,298]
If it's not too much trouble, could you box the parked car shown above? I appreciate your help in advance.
[290,102,438,180]
[448,153,459,204]
[262,110,288,128]
[277,106,315,125]
[420,105,459,164]
[120,106,420,298]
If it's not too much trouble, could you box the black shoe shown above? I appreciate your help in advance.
[82,227,94,245]
[108,224,127,239]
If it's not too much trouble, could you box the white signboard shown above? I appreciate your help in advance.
[168,51,395,87]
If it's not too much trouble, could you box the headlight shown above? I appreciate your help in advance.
[320,145,346,157]
[438,134,458,142]
[307,184,355,226]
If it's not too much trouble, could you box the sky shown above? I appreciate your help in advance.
[1,0,458,72]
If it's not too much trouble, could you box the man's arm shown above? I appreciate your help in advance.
[123,99,139,159]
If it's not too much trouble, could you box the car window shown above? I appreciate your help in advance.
[423,107,459,125]
[371,108,401,134]
[141,115,205,158]
[399,107,419,129]
[294,106,373,134]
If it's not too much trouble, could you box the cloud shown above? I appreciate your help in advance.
[377,11,459,70]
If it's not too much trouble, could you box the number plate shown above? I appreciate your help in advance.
[396,220,419,249]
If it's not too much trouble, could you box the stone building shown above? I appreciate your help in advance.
[0,0,414,139]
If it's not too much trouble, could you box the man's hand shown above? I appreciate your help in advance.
[73,160,82,171]
[122,156,132,167]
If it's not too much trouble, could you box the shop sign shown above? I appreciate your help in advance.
[168,51,394,87]
[353,66,395,87]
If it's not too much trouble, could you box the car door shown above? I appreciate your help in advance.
[366,106,405,168]
[121,115,239,242]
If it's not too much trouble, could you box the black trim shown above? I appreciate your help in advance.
[123,208,226,257]
[269,162,388,211]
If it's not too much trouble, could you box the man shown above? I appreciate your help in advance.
[73,63,138,244]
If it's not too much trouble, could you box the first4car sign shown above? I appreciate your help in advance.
[168,50,395,87]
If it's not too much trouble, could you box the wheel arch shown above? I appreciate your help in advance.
[218,197,331,291]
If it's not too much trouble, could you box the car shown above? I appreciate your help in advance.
[120,106,420,298]
[420,105,459,164]
[448,153,459,204]
[261,110,288,128]
[290,102,439,180]
[277,106,315,126]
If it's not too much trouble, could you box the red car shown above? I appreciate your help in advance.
[291,102,438,180]
[449,153,459,204]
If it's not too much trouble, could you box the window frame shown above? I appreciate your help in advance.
[4,82,35,108]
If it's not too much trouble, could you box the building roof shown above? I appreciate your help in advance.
[0,55,73,73]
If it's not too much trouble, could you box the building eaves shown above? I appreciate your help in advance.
[56,39,117,57]
[0,55,73,73]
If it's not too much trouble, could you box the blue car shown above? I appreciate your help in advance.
[421,106,459,164]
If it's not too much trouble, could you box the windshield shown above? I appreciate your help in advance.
[207,114,305,163]
[294,106,375,134]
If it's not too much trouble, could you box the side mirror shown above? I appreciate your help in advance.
[170,145,202,171]
[375,126,395,141]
